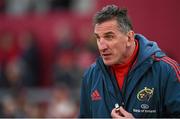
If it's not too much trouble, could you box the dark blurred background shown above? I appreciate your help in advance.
[0,0,179,117]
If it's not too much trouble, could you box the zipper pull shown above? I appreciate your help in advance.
[115,103,121,115]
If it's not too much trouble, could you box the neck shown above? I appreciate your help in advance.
[120,40,136,64]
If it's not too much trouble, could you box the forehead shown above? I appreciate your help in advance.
[94,20,120,34]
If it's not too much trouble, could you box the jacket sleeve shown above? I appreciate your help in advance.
[79,72,92,118]
[162,62,180,117]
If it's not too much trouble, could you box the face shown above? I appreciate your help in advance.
[94,19,134,66]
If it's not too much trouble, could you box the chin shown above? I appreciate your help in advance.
[103,60,115,66]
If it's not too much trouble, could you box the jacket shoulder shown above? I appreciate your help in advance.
[152,54,180,81]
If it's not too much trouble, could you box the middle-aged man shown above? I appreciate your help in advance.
[79,5,180,118]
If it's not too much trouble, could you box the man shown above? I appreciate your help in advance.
[79,5,180,118]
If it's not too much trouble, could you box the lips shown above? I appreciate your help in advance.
[101,53,111,58]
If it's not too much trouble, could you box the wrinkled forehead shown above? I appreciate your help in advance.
[94,20,120,35]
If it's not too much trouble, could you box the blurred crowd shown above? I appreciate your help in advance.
[0,0,103,117]
[0,0,97,16]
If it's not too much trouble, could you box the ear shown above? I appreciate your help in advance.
[126,30,135,47]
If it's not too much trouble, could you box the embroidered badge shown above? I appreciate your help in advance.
[137,87,154,101]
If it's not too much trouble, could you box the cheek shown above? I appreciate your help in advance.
[112,43,125,54]
[112,44,127,61]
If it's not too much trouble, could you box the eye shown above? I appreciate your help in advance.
[104,35,114,40]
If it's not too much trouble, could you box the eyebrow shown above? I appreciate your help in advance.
[104,31,114,35]
[94,31,114,36]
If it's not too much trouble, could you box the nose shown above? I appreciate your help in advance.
[98,38,108,51]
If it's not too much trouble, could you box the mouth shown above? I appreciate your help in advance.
[101,53,112,58]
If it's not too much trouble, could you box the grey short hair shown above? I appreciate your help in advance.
[93,5,133,34]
